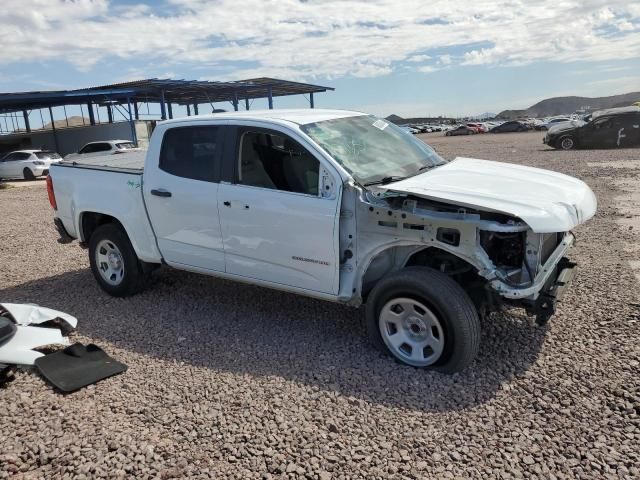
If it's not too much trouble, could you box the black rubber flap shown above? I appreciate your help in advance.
[34,343,127,393]
[0,318,17,345]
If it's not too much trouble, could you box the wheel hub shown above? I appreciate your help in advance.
[95,239,125,286]
[107,251,122,269]
[379,297,445,367]
[405,316,428,340]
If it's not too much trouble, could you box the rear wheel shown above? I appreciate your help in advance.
[366,267,480,373]
[88,223,148,297]
[558,135,576,150]
[23,168,35,180]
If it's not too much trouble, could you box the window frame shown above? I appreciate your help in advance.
[593,116,613,129]
[158,125,224,183]
[233,126,323,198]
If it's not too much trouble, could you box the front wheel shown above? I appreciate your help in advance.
[366,267,480,373]
[558,135,576,150]
[88,223,148,297]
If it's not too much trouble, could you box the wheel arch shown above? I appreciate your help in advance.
[358,243,483,301]
[79,211,126,244]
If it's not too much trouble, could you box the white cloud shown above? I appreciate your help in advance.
[0,0,639,81]
[406,54,432,63]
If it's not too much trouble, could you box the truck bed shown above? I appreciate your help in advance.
[58,150,145,174]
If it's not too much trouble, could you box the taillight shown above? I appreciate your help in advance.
[46,175,57,210]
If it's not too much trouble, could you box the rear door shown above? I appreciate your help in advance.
[217,126,340,294]
[614,113,640,147]
[143,124,226,272]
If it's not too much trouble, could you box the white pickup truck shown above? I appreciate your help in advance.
[48,109,597,373]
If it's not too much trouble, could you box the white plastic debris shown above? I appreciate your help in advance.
[0,303,78,366]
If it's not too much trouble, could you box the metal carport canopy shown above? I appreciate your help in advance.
[0,77,334,113]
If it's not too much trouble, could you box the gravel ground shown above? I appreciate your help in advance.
[1,131,639,479]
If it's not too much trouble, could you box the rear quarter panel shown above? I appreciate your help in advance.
[50,165,162,263]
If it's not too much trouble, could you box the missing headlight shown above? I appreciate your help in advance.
[480,231,525,268]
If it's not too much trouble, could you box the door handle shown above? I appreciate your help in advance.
[151,189,172,198]
[223,201,231,207]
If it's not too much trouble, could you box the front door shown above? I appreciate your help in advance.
[218,127,340,294]
[143,124,226,272]
[583,116,618,148]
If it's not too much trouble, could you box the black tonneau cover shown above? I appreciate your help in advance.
[57,150,146,174]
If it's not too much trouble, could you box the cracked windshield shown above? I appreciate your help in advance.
[301,115,446,185]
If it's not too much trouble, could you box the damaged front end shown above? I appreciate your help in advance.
[339,185,578,323]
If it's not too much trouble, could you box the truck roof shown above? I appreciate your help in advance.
[592,105,640,119]
[160,109,367,126]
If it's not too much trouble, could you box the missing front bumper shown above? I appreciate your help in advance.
[528,258,577,324]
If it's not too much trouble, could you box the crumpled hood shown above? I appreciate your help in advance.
[385,157,597,233]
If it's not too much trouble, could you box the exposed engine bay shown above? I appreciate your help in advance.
[337,185,575,321]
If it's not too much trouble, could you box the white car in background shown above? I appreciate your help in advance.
[0,150,62,180]
[64,140,140,160]
[535,117,572,131]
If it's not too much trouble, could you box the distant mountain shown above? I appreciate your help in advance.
[42,116,89,129]
[497,92,640,119]
[385,114,405,124]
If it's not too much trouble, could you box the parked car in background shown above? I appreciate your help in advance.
[400,126,420,135]
[544,106,640,150]
[535,117,572,131]
[490,121,529,133]
[48,109,596,373]
[64,140,140,160]
[0,149,62,180]
[466,123,486,133]
[446,125,475,136]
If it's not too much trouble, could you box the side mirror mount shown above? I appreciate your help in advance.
[320,166,336,199]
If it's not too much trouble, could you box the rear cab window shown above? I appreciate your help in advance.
[159,126,222,182]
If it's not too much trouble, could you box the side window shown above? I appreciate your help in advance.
[94,143,112,152]
[594,117,612,129]
[238,130,319,196]
[2,153,16,161]
[79,144,95,154]
[159,126,221,182]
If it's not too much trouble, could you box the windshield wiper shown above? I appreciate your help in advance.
[363,176,407,187]
[363,164,442,187]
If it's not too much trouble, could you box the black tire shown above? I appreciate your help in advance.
[557,135,576,150]
[88,223,148,297]
[23,168,35,180]
[365,267,480,373]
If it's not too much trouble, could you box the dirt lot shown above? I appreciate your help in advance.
[1,131,639,479]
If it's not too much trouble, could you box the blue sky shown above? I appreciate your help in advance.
[1,0,639,118]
